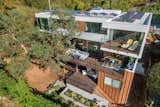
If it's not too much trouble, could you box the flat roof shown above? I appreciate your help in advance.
[35,9,121,23]
[102,12,152,32]
[35,10,152,32]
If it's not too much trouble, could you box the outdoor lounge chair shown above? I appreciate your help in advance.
[121,39,133,49]
[128,41,139,51]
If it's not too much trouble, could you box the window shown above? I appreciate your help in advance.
[104,77,122,88]
[112,80,121,88]
[104,77,112,85]
[85,22,102,33]
[37,18,49,30]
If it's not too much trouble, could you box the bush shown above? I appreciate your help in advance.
[0,71,61,107]
[148,62,160,96]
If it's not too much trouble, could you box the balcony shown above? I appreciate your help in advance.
[101,40,141,58]
[100,29,146,58]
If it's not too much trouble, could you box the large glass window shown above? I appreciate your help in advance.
[37,18,49,30]
[85,22,102,33]
[104,77,122,88]
[78,22,107,34]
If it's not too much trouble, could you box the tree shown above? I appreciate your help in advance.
[27,9,79,70]
[148,62,160,96]
[0,57,6,69]
[146,62,160,107]
[145,97,155,107]
[142,1,160,14]
[22,0,49,10]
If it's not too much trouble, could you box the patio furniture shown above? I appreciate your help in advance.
[102,56,122,72]
[66,49,89,60]
[128,41,139,51]
[121,39,134,49]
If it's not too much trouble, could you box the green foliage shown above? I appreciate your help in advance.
[0,71,61,107]
[142,1,160,14]
[103,0,132,11]
[54,85,61,91]
[5,56,29,78]
[0,35,23,57]
[53,0,104,11]
[145,97,155,107]
[0,0,78,72]
[22,0,49,10]
[27,10,79,70]
[148,62,160,96]
[0,57,6,69]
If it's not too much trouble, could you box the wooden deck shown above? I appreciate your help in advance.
[101,41,141,56]
[66,71,97,93]
[68,57,123,81]
[63,64,76,72]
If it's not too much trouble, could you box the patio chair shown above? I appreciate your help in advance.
[121,39,134,49]
[128,41,139,51]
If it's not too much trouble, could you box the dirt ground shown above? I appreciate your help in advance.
[25,64,58,92]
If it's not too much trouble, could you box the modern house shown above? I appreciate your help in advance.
[35,8,152,107]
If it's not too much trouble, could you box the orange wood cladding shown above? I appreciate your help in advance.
[98,70,134,105]
[77,21,86,31]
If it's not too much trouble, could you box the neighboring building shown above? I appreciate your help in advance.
[35,8,152,107]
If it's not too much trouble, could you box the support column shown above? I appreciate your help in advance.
[133,58,139,72]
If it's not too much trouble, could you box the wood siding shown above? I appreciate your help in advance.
[78,21,86,32]
[97,70,134,105]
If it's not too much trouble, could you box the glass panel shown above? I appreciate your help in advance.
[104,77,112,85]
[37,18,41,28]
[39,18,49,30]
[85,22,102,33]
[112,80,121,88]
